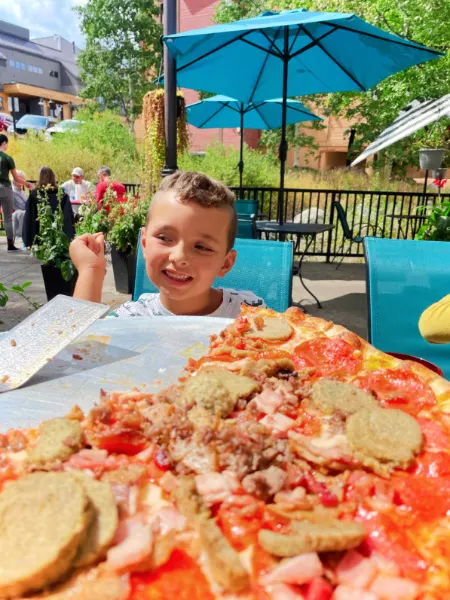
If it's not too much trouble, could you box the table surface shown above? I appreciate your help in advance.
[255,221,334,234]
[0,317,231,431]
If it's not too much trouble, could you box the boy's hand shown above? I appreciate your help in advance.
[70,233,106,274]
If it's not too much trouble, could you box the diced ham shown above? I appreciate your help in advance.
[159,471,179,493]
[304,577,333,600]
[266,583,305,600]
[254,389,284,415]
[66,448,109,469]
[336,550,377,589]
[195,471,239,505]
[333,585,379,600]
[111,484,130,506]
[370,575,419,600]
[135,445,155,462]
[106,516,153,570]
[152,506,187,535]
[261,553,323,586]
[261,413,296,432]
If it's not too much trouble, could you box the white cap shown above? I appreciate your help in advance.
[72,167,84,176]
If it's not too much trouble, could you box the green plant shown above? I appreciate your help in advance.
[0,282,40,310]
[413,119,450,151]
[108,195,150,254]
[75,194,111,236]
[416,200,450,241]
[31,188,76,281]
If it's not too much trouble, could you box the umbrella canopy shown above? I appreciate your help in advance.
[351,94,450,166]
[163,9,442,223]
[186,95,322,196]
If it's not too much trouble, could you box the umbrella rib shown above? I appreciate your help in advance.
[241,37,282,59]
[300,25,366,91]
[258,30,284,57]
[289,25,302,54]
[197,103,229,128]
[249,27,283,104]
[279,103,319,119]
[253,103,272,129]
[289,27,337,59]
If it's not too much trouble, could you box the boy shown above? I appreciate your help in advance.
[70,171,265,317]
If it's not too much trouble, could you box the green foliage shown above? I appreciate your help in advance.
[75,196,110,236]
[416,201,450,241]
[412,119,450,166]
[260,121,322,164]
[8,109,141,183]
[31,188,75,281]
[214,0,450,170]
[179,142,280,187]
[75,0,162,129]
[108,195,150,254]
[0,281,38,309]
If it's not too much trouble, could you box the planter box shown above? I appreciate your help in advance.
[419,149,446,170]
[41,265,78,301]
[111,246,137,294]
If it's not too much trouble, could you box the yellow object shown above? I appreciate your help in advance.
[419,294,450,344]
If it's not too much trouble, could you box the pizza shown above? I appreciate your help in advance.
[1,305,450,600]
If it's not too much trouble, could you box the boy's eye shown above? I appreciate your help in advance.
[156,234,170,242]
[195,243,213,252]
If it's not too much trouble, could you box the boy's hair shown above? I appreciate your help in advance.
[149,171,238,251]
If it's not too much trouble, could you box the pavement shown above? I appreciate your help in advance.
[0,236,367,338]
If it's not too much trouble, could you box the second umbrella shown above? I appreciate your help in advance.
[186,95,321,199]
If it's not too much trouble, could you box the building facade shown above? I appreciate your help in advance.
[0,20,82,122]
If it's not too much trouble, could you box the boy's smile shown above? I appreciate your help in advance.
[142,191,236,315]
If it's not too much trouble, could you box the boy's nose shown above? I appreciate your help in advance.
[169,244,189,266]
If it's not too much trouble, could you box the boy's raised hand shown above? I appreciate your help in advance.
[70,233,106,273]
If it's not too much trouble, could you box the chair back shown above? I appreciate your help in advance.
[364,237,450,378]
[235,199,258,217]
[133,234,293,312]
[333,200,353,241]
[237,217,257,239]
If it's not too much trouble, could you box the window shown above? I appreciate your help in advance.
[49,70,59,78]
[28,65,33,72]
[20,63,26,70]
[38,67,43,74]
[32,66,38,73]
[9,59,14,67]
[15,61,21,69]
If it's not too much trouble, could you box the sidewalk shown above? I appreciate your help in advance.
[0,237,367,338]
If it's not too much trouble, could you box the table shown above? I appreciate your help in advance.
[385,213,428,238]
[255,221,334,308]
[0,317,231,431]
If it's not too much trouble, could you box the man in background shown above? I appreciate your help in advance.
[62,167,92,215]
[95,166,126,212]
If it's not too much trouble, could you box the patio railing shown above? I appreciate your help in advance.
[4,183,448,262]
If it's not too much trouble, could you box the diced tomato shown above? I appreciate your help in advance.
[303,577,333,600]
[293,338,362,377]
[356,508,427,582]
[411,450,450,477]
[295,412,322,437]
[302,472,339,507]
[354,368,436,416]
[217,500,264,551]
[96,431,147,456]
[130,549,214,600]
[394,475,450,522]
[416,418,450,451]
[253,543,277,577]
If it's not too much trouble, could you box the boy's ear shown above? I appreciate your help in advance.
[218,249,237,278]
[140,226,147,253]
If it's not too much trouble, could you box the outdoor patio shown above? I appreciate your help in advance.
[0,236,367,337]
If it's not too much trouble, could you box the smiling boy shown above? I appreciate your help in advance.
[70,171,265,317]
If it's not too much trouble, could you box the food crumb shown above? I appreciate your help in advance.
[1,376,9,383]
[31,323,35,326]
[72,324,77,329]
[57,330,63,335]
[72,354,83,361]
[10,339,17,347]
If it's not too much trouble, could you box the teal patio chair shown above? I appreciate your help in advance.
[236,199,258,239]
[364,237,450,378]
[133,234,293,312]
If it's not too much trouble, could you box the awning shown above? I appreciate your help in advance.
[351,94,450,166]
[3,83,82,105]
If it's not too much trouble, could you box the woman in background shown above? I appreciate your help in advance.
[23,166,75,249]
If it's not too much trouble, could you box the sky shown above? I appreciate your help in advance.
[0,0,87,48]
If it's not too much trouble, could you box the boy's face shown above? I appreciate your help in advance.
[142,191,236,305]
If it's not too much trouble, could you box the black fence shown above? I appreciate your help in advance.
[4,182,449,262]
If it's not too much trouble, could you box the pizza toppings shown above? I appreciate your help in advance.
[26,417,83,466]
[346,408,423,476]
[260,552,324,586]
[242,465,287,501]
[294,338,363,377]
[258,520,366,557]
[244,316,294,341]
[311,379,378,416]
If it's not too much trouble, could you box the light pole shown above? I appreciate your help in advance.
[161,0,178,177]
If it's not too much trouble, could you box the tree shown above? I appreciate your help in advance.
[214,0,450,170]
[75,0,162,130]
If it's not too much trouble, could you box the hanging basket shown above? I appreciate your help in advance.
[419,149,446,170]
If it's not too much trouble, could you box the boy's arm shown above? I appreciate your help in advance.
[70,233,106,304]
[419,294,450,344]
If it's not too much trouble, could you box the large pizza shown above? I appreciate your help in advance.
[1,306,450,600]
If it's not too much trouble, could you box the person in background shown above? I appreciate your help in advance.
[62,167,92,215]
[11,169,28,249]
[23,166,75,249]
[0,134,33,252]
[95,166,126,212]
[419,295,450,344]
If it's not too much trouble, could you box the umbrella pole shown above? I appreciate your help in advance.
[162,0,178,178]
[278,28,289,226]
[239,108,244,199]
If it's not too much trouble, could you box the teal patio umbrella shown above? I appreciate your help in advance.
[186,95,322,197]
[163,9,443,223]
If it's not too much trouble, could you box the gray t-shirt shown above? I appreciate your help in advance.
[108,288,265,318]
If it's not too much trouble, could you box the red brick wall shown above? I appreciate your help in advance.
[178,0,259,152]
